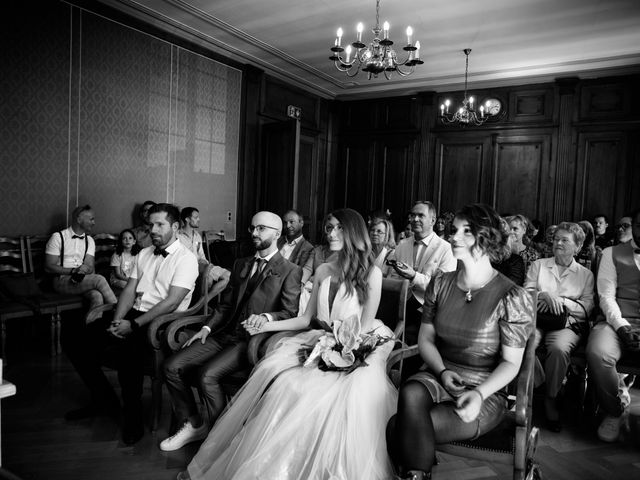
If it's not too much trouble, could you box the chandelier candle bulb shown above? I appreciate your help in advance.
[336,28,343,47]
[415,40,420,58]
[445,99,450,113]
[480,105,485,117]
[356,22,363,42]
[406,26,413,45]
[345,45,352,62]
[469,96,474,107]
[383,21,389,38]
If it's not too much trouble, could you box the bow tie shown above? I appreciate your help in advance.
[72,235,85,239]
[153,247,169,257]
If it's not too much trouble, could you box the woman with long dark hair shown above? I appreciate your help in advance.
[180,208,397,480]
[386,204,534,479]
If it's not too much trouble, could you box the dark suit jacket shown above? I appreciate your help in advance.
[277,236,314,268]
[206,252,302,339]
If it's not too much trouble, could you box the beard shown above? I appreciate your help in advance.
[253,236,273,251]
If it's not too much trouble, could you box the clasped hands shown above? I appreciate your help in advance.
[107,318,133,339]
[241,314,269,336]
[440,369,483,423]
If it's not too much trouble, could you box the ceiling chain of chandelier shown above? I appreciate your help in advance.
[440,49,497,126]
[328,0,423,80]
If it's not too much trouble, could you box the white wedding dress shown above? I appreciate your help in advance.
[185,276,398,480]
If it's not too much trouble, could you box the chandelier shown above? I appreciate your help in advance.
[329,0,422,80]
[440,49,494,126]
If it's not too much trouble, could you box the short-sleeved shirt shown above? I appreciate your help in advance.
[130,239,198,312]
[177,229,207,263]
[45,227,96,268]
[110,251,136,278]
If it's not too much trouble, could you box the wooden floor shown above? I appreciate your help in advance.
[2,322,640,480]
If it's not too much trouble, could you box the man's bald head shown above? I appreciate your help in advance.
[250,211,282,254]
[252,211,282,231]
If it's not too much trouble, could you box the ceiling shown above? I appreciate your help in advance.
[99,0,640,99]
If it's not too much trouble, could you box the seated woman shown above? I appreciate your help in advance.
[507,214,540,273]
[386,203,534,480]
[576,220,597,274]
[369,217,396,275]
[524,221,594,432]
[179,208,397,480]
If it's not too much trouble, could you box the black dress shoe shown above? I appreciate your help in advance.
[122,419,144,445]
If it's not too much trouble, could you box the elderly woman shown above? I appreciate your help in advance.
[386,204,534,479]
[507,214,540,273]
[369,217,396,275]
[524,222,594,432]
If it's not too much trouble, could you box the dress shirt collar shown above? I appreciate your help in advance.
[255,249,278,263]
[414,231,435,247]
[285,234,303,247]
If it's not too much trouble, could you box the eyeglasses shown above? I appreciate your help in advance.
[324,224,343,235]
[248,225,280,234]
[616,223,632,230]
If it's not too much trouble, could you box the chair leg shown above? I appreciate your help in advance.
[151,376,162,432]
[55,312,62,355]
[50,314,56,357]
[1,318,7,365]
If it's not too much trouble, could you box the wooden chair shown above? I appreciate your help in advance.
[0,236,35,363]
[85,263,230,431]
[385,292,541,480]
[24,235,84,355]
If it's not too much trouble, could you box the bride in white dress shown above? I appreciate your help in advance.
[179,208,398,480]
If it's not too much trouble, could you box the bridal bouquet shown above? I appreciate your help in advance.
[298,315,393,374]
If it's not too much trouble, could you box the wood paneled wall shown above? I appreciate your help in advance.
[332,75,640,230]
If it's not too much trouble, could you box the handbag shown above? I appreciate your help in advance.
[536,299,588,333]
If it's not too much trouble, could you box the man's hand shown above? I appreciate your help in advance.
[76,264,91,275]
[242,314,268,336]
[617,325,640,352]
[392,262,416,280]
[108,319,132,339]
[538,292,564,315]
[183,327,210,348]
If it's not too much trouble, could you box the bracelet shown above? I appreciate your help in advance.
[437,368,450,383]
[201,325,212,333]
[472,389,485,403]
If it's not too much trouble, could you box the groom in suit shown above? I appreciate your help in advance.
[160,211,302,451]
[388,201,456,344]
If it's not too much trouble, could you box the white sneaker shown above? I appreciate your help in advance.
[619,384,631,409]
[597,415,623,442]
[160,422,208,451]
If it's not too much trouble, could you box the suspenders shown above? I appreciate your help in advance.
[58,231,88,266]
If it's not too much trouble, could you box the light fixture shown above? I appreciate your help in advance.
[329,0,423,80]
[440,49,496,126]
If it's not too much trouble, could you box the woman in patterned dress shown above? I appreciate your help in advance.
[386,204,534,480]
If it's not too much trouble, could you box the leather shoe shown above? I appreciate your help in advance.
[122,419,144,445]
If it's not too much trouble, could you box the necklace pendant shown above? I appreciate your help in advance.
[465,290,473,303]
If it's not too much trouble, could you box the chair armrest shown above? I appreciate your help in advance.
[165,314,211,351]
[515,334,536,427]
[147,310,191,349]
[386,344,419,388]
[392,320,405,340]
[85,303,116,324]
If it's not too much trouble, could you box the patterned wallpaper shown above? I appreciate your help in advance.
[0,2,241,239]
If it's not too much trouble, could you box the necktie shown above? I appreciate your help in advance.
[153,247,169,257]
[251,258,266,278]
[414,241,425,267]
[72,235,84,239]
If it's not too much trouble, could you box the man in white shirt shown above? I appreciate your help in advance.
[388,201,456,344]
[178,206,208,266]
[45,205,117,309]
[586,207,640,442]
[277,209,314,267]
[64,203,198,445]
[614,215,633,245]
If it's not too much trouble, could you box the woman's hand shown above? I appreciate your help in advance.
[455,389,483,423]
[440,369,467,396]
[538,291,564,315]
